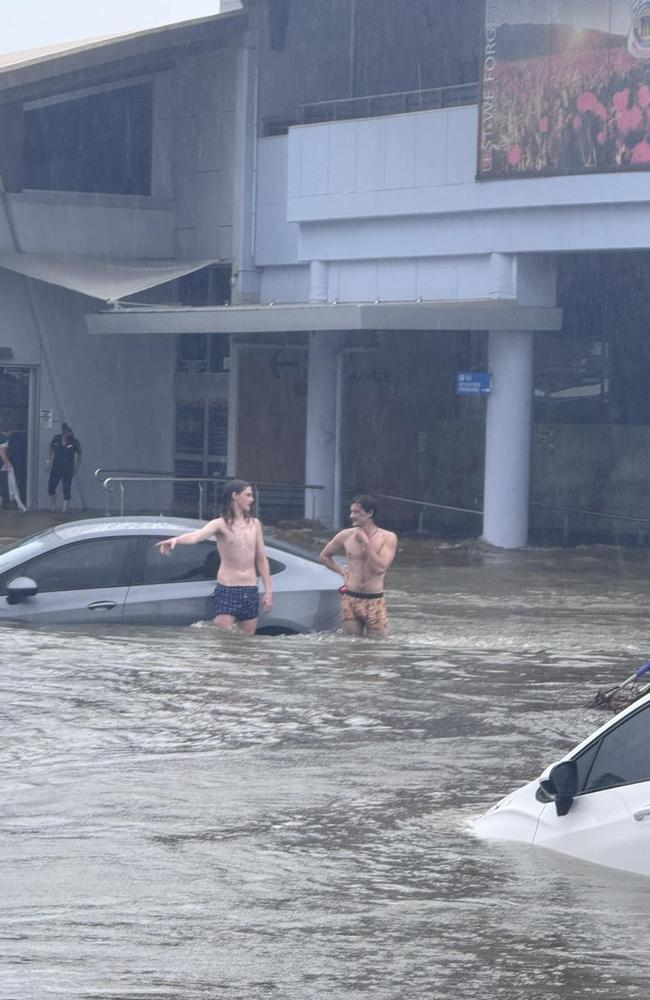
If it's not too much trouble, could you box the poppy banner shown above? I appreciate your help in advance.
[478,0,650,178]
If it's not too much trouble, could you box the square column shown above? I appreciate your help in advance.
[305,331,344,527]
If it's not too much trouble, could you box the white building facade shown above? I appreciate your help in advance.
[1,0,649,545]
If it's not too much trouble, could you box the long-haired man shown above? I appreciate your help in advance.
[157,479,272,635]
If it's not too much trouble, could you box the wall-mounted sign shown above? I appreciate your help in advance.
[40,408,54,428]
[479,1,650,179]
[456,372,493,396]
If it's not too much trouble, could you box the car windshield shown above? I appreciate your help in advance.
[0,531,53,570]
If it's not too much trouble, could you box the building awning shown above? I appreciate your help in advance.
[85,300,563,335]
[0,252,219,303]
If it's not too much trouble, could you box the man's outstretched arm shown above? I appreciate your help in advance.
[157,518,221,555]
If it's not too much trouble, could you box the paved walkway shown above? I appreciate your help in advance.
[0,509,103,545]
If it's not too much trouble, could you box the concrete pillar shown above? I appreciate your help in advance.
[482,330,534,548]
[305,331,343,527]
[226,338,240,477]
[309,260,329,303]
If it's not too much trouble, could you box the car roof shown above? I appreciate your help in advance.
[38,517,323,563]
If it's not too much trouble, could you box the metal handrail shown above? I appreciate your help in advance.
[299,82,479,122]
[372,491,650,531]
[99,473,324,520]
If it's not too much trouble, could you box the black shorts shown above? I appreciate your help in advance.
[48,468,74,500]
[211,583,259,621]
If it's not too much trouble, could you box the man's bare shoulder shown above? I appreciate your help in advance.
[205,516,225,534]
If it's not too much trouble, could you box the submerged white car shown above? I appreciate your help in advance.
[473,691,650,877]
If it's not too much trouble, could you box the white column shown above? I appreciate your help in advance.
[305,331,343,527]
[309,260,329,303]
[482,330,534,549]
[226,338,240,477]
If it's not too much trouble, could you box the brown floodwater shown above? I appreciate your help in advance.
[2,535,650,999]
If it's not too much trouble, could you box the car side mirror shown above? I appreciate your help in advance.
[542,760,578,817]
[6,576,38,605]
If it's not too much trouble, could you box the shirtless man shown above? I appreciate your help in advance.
[157,479,272,635]
[320,494,398,638]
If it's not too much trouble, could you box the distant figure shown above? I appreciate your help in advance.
[47,422,82,512]
[0,428,8,511]
[0,429,27,511]
[156,479,272,635]
[320,494,398,638]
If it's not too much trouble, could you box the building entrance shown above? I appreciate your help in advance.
[0,366,33,507]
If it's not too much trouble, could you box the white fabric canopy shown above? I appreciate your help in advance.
[0,252,219,303]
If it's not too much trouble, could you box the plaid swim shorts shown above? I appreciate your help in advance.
[211,583,259,621]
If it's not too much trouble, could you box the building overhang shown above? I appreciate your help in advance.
[85,300,563,336]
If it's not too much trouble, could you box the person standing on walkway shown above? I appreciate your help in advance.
[0,429,27,511]
[320,494,398,638]
[156,480,272,635]
[47,422,82,512]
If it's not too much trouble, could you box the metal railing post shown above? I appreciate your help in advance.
[198,482,204,521]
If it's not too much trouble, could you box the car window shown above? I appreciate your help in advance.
[580,703,650,793]
[140,539,284,584]
[8,537,134,593]
[142,538,220,585]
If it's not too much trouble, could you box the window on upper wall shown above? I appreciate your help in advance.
[23,82,153,195]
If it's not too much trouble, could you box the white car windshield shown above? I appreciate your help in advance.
[0,532,52,571]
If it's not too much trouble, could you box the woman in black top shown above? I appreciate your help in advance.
[47,422,82,512]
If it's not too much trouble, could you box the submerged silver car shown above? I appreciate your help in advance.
[0,517,341,633]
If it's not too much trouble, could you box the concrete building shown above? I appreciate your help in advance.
[1,0,649,545]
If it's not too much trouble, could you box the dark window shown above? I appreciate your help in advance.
[23,83,153,195]
[178,266,232,307]
[579,704,650,793]
[176,334,230,373]
[139,537,284,584]
[208,401,228,455]
[10,537,134,593]
[175,400,205,453]
[141,538,219,585]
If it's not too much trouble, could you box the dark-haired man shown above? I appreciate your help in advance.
[156,480,272,635]
[320,494,398,638]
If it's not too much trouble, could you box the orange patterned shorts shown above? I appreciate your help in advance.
[340,591,388,632]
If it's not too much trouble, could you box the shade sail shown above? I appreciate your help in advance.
[0,252,219,303]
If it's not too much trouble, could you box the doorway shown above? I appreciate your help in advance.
[0,366,34,507]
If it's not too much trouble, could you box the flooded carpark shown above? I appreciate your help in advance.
[3,524,650,999]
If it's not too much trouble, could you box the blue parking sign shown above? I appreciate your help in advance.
[456,372,492,395]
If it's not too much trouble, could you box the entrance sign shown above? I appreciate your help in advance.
[479,1,650,179]
[456,372,493,396]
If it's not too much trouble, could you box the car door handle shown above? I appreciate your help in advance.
[87,601,117,611]
[633,806,650,822]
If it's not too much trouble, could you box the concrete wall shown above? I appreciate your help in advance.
[0,269,175,511]
[6,191,174,258]
[167,49,240,263]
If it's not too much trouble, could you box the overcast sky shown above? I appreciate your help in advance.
[4,1,228,54]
